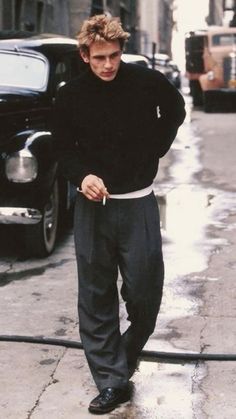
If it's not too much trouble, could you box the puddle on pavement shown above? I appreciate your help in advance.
[113,361,200,419]
[155,98,236,281]
[152,97,236,329]
[117,98,236,418]
[158,185,231,278]
[137,362,196,415]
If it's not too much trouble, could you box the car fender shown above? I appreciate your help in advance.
[1,129,59,206]
[8,130,72,212]
[4,129,56,178]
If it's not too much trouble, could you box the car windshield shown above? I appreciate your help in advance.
[212,33,236,47]
[0,51,49,90]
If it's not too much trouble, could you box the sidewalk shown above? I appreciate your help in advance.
[1,100,236,418]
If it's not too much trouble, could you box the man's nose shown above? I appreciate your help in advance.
[104,58,112,68]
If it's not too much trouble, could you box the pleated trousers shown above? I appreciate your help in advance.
[74,192,164,391]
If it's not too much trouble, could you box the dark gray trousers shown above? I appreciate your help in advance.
[74,192,164,391]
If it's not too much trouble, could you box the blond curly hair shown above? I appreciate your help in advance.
[77,14,130,53]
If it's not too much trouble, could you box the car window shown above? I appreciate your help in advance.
[212,33,236,46]
[56,52,83,82]
[0,51,49,90]
[52,53,81,94]
[55,61,71,84]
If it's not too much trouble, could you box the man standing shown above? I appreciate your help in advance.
[53,14,185,414]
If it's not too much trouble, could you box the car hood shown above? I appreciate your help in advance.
[0,87,41,113]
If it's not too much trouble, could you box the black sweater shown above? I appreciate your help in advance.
[52,62,186,194]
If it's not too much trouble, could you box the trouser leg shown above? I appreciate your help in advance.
[118,193,164,371]
[74,195,129,391]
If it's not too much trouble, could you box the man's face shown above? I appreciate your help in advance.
[81,40,122,82]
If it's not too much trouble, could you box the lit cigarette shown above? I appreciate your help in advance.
[102,196,106,206]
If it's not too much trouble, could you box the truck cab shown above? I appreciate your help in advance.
[185,26,236,112]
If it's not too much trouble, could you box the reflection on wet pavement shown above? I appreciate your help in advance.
[155,98,236,282]
[160,185,231,277]
[111,362,198,419]
[123,97,236,418]
[1,96,236,418]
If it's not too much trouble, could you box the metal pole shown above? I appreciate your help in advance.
[152,42,156,70]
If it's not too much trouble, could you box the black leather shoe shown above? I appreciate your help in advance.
[88,387,130,414]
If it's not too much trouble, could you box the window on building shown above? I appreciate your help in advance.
[15,0,23,30]
[120,3,130,33]
[24,0,36,32]
[224,0,236,10]
[43,3,54,32]
[37,1,44,32]
[3,0,13,29]
[91,0,104,16]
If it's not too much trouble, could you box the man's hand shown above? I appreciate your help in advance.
[81,174,109,202]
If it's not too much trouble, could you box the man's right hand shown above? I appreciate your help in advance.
[80,174,109,202]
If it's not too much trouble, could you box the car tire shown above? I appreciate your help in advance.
[24,179,59,257]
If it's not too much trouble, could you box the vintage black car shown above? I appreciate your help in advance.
[0,33,85,257]
[147,53,181,89]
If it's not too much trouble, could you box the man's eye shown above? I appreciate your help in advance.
[111,52,120,59]
[93,52,121,61]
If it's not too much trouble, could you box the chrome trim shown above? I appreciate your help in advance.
[25,131,51,148]
[0,207,42,224]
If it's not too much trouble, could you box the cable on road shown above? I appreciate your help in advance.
[1,335,236,362]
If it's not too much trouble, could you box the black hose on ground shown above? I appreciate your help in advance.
[1,335,236,362]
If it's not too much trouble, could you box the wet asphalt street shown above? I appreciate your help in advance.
[0,90,236,418]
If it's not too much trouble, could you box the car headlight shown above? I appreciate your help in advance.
[172,71,179,78]
[5,149,38,183]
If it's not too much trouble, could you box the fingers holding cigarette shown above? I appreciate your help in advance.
[80,174,109,202]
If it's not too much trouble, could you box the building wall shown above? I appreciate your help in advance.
[0,0,71,35]
[138,0,158,55]
[158,0,174,56]
[68,0,139,51]
[0,0,138,49]
[0,1,3,29]
[138,0,174,57]
[68,0,91,37]
[206,0,236,26]
[206,0,223,25]
[98,0,139,52]
[0,0,173,56]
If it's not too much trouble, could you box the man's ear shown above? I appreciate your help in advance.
[80,50,90,63]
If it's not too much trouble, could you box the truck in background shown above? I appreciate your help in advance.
[185,26,236,112]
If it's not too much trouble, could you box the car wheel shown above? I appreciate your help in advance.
[24,180,59,257]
